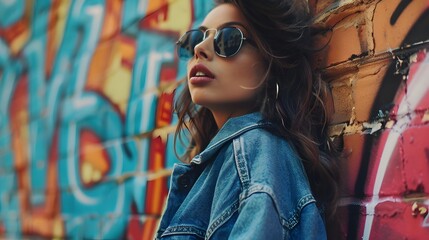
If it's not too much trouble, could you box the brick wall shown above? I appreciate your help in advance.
[312,0,429,238]
[0,0,428,239]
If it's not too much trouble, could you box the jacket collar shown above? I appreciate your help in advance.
[191,112,271,165]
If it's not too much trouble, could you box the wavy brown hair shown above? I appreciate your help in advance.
[174,0,340,235]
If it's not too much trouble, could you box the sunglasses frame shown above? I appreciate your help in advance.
[176,26,250,59]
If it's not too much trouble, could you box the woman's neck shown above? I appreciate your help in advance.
[210,107,256,129]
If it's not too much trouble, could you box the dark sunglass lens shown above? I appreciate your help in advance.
[177,30,203,59]
[214,27,243,57]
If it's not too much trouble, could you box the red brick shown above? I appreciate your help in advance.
[335,202,367,239]
[373,0,429,54]
[408,52,429,112]
[313,2,377,68]
[331,77,354,124]
[365,128,406,197]
[333,203,363,239]
[326,21,362,66]
[353,61,390,122]
[337,197,429,239]
[402,126,429,194]
[341,134,365,196]
[339,128,406,197]
[389,51,429,125]
[369,200,429,239]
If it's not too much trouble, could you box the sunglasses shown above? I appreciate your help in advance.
[176,26,252,59]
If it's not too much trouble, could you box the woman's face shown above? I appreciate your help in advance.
[187,3,266,116]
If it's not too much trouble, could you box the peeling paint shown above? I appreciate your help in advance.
[375,202,405,218]
[394,51,422,76]
[363,2,378,54]
[422,110,429,123]
[385,120,396,128]
[343,122,364,135]
[363,121,383,134]
[412,202,429,217]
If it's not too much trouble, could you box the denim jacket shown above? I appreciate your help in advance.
[156,112,326,239]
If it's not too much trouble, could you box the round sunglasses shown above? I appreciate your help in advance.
[176,26,252,59]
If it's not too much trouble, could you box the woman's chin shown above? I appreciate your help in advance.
[190,98,212,108]
[190,93,213,106]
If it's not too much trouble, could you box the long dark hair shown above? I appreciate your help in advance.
[174,0,340,233]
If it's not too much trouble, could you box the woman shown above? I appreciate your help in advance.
[156,0,339,239]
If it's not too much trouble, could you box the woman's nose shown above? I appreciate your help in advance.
[194,31,215,60]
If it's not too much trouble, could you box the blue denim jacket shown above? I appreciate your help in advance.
[156,112,326,239]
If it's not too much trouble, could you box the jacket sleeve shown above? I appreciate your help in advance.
[228,192,284,239]
[228,191,327,240]
[289,202,327,240]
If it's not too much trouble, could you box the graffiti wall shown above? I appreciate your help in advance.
[0,0,428,239]
[0,0,212,238]
[312,0,429,238]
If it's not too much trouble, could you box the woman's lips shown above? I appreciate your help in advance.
[189,76,214,85]
[189,64,215,85]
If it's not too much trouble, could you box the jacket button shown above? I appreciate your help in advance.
[178,174,191,190]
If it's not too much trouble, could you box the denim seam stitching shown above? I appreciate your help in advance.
[282,194,316,229]
[161,225,206,238]
[239,184,285,230]
[233,137,250,189]
[239,184,315,230]
[205,200,240,239]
